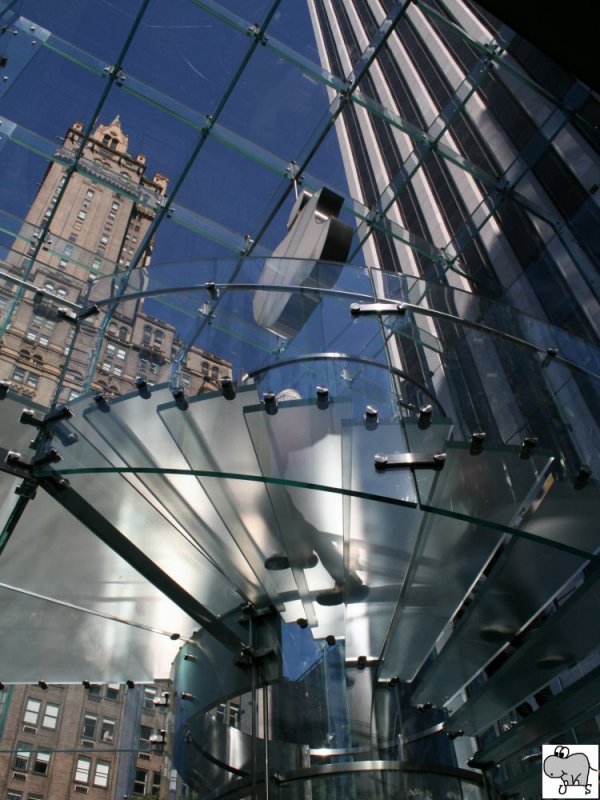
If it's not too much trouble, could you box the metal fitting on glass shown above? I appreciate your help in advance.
[418,405,432,428]
[135,376,151,398]
[263,392,277,415]
[93,393,110,410]
[171,386,188,410]
[469,432,486,455]
[364,405,378,430]
[574,464,592,490]
[220,376,236,400]
[316,385,329,409]
[542,347,558,367]
[520,436,538,459]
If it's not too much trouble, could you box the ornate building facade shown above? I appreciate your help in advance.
[0,118,230,408]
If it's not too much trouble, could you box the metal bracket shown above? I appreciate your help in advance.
[1,447,62,475]
[350,302,407,316]
[20,404,73,428]
[374,452,446,471]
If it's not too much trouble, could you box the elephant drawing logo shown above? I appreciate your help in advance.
[542,745,598,798]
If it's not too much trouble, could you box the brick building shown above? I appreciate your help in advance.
[0,682,169,799]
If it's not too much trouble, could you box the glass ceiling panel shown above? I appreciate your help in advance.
[217,44,333,161]
[177,136,288,239]
[0,34,107,139]
[16,0,143,64]
[120,0,252,121]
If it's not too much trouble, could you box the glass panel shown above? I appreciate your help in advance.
[380,440,552,681]
[474,663,600,764]
[446,567,600,735]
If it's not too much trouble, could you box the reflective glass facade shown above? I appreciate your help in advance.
[0,1,599,799]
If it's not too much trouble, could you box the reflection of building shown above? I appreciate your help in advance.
[0,118,230,407]
[0,682,168,799]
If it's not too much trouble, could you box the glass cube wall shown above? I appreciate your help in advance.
[0,1,599,798]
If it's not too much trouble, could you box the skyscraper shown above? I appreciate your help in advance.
[307,0,600,468]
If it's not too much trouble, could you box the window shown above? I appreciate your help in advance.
[113,366,122,377]
[142,686,157,710]
[43,282,55,293]
[151,771,161,797]
[100,235,109,245]
[133,768,147,795]
[24,699,41,725]
[42,703,59,730]
[119,326,128,341]
[101,718,115,743]
[116,348,126,360]
[106,343,116,358]
[64,244,73,257]
[25,330,37,342]
[75,756,91,783]
[153,330,163,347]
[87,684,101,698]
[91,257,102,274]
[143,325,152,345]
[201,361,209,376]
[139,724,152,751]
[211,366,219,380]
[57,288,67,298]
[93,761,110,788]
[12,367,26,383]
[13,743,30,771]
[106,684,120,701]
[33,750,50,775]
[111,201,120,211]
[82,713,97,739]
[77,211,86,221]
[86,189,95,199]
[26,374,39,389]
[6,791,23,800]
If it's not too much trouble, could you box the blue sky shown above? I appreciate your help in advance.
[0,0,352,266]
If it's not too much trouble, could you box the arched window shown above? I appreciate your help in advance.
[143,325,152,345]
[211,366,219,380]
[201,362,208,376]
[119,326,128,341]
[153,329,164,347]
